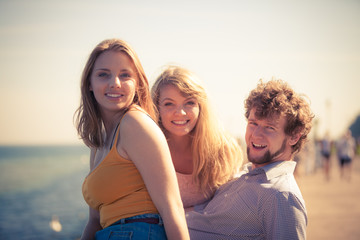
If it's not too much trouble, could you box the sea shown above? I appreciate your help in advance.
[0,145,90,240]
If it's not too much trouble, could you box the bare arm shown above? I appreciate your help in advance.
[119,111,190,240]
[80,207,101,240]
[80,148,102,240]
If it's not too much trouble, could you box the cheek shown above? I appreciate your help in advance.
[273,135,287,148]
[188,109,200,131]
[89,78,104,95]
[159,108,170,121]
[244,131,251,145]
[127,81,136,92]
[89,78,96,91]
[123,81,137,101]
[244,126,256,146]
[89,82,100,98]
[244,125,251,138]
[191,107,200,120]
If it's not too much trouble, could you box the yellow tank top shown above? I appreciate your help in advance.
[82,114,158,228]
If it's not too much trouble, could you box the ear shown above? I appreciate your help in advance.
[288,132,301,146]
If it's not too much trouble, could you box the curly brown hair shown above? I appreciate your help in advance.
[244,79,314,153]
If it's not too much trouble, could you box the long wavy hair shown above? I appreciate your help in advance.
[75,39,154,148]
[151,66,243,195]
[244,79,314,154]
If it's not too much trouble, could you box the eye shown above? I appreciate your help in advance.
[249,121,257,126]
[266,126,275,131]
[186,100,196,106]
[97,72,109,78]
[120,73,131,78]
[163,102,174,107]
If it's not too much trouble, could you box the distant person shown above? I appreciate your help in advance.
[321,132,332,180]
[337,130,356,181]
[75,39,189,240]
[186,79,314,239]
[151,66,243,210]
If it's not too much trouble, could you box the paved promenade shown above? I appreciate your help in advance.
[296,155,360,240]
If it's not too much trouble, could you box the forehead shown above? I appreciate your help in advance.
[94,51,135,69]
[248,108,286,126]
[159,84,190,99]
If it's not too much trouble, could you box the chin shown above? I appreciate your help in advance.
[249,158,271,166]
[169,131,189,137]
[247,149,272,165]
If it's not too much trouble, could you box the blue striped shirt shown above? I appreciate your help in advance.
[186,161,307,240]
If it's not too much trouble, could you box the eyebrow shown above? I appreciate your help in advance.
[160,97,174,103]
[160,96,195,103]
[120,68,134,73]
[93,68,110,72]
[186,96,196,101]
[93,68,134,73]
[248,117,279,127]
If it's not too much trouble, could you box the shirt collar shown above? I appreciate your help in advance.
[244,161,297,181]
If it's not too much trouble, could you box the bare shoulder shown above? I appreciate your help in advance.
[120,109,157,132]
[117,108,167,160]
[118,108,165,150]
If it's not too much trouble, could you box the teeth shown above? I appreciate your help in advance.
[172,120,187,125]
[253,143,266,148]
[107,93,122,97]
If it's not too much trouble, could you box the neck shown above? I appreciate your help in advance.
[166,133,193,174]
[166,133,192,151]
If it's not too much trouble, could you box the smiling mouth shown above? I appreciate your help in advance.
[172,120,189,125]
[252,143,267,149]
[106,93,124,98]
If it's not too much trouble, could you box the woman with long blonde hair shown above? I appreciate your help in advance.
[75,39,189,240]
[151,66,243,209]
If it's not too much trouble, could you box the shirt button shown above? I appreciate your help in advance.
[245,176,249,180]
[185,213,189,217]
[204,212,208,215]
[224,194,228,197]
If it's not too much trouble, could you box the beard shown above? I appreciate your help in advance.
[247,139,287,165]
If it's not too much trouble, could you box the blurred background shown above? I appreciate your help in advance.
[0,0,359,239]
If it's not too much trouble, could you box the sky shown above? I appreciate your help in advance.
[0,0,359,145]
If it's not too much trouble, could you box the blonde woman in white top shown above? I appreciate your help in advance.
[151,66,243,209]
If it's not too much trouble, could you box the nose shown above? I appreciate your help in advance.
[110,75,121,88]
[174,105,186,116]
[252,126,263,138]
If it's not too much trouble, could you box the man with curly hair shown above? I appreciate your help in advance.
[186,79,314,240]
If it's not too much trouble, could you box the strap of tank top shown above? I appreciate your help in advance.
[109,106,149,150]
[109,122,120,150]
